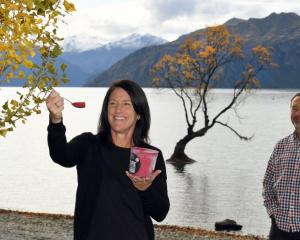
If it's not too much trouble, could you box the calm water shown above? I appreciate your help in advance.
[0,87,298,237]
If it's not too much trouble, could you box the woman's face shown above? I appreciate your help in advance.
[108,87,139,136]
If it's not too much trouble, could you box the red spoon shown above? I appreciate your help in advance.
[63,98,86,108]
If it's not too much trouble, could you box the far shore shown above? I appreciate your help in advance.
[0,208,267,240]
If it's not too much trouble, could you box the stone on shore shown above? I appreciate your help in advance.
[215,219,243,231]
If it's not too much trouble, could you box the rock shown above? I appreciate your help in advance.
[215,219,243,231]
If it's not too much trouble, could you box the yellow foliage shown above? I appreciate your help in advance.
[18,70,25,79]
[27,75,34,85]
[29,50,36,58]
[10,100,19,108]
[38,81,45,90]
[190,40,202,51]
[151,24,275,98]
[252,45,268,55]
[35,19,43,24]
[183,70,194,80]
[198,46,215,58]
[7,72,14,79]
[52,80,60,87]
[0,44,7,51]
[23,59,33,68]
[0,0,76,137]
[0,129,8,137]
[63,0,76,12]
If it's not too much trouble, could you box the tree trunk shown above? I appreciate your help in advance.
[168,134,197,164]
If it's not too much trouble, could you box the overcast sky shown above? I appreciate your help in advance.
[58,0,300,44]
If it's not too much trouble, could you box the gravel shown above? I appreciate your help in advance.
[0,209,267,240]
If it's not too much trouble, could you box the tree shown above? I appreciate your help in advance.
[0,0,76,137]
[151,25,276,165]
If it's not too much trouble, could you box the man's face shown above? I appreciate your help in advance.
[291,96,300,130]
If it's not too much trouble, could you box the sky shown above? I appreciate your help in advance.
[58,0,300,47]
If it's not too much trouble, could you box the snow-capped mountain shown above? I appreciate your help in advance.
[62,35,104,52]
[62,33,167,53]
[104,33,167,50]
[60,33,168,79]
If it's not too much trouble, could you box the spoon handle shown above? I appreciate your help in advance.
[63,97,73,104]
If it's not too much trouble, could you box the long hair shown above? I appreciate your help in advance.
[97,80,150,146]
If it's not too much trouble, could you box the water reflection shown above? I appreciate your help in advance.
[168,161,193,173]
[165,162,213,229]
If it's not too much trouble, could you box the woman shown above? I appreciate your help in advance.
[46,80,170,240]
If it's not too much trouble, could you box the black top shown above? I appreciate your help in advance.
[47,122,170,240]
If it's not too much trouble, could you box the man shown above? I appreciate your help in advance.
[263,93,300,240]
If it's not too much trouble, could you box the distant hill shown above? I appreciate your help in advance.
[86,12,300,89]
[60,33,167,76]
[0,55,89,87]
[0,34,167,87]
[224,18,246,26]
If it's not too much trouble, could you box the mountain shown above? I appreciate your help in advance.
[0,53,88,87]
[60,34,167,76]
[104,33,167,49]
[61,35,104,52]
[0,34,167,87]
[224,18,246,26]
[86,12,300,88]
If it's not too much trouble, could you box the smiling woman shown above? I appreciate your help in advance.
[45,79,169,240]
[107,88,141,144]
[99,81,150,147]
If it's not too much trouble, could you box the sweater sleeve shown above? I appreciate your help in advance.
[138,151,170,222]
[262,143,279,217]
[47,121,92,168]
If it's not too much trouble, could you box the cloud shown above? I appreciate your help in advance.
[146,0,198,21]
[58,0,148,42]
[58,0,300,44]
[89,20,141,41]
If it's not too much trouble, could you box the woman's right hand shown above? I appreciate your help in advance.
[46,90,64,124]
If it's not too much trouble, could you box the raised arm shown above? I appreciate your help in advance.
[46,90,90,167]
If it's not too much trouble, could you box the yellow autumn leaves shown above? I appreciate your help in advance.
[0,0,75,137]
[152,25,275,91]
[63,0,76,12]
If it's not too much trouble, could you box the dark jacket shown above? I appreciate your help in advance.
[47,122,169,240]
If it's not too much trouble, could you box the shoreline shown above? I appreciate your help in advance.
[0,208,267,240]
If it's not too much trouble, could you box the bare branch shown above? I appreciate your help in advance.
[181,88,194,118]
[193,89,203,119]
[215,120,253,140]
[165,77,192,127]
[179,89,192,128]
[211,74,249,126]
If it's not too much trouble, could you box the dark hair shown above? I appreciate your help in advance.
[291,93,300,104]
[97,79,150,146]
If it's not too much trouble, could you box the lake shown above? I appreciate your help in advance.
[0,87,297,237]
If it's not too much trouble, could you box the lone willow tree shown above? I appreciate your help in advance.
[151,25,276,165]
[0,0,76,137]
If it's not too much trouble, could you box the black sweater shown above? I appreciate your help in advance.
[47,122,170,240]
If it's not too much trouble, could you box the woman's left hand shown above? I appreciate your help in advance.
[126,170,161,191]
